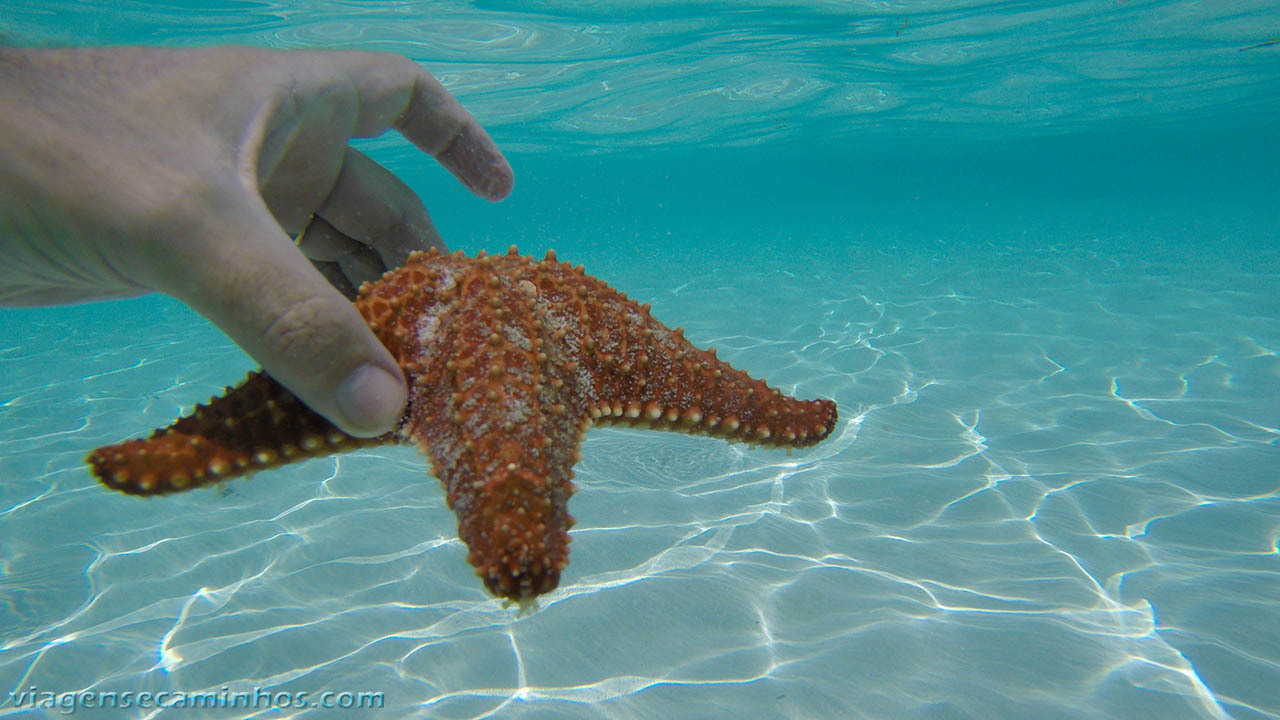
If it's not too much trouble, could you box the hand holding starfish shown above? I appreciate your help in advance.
[0,45,513,437]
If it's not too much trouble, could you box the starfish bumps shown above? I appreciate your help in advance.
[88,247,837,600]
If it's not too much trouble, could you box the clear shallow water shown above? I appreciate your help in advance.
[3,2,1280,719]
[5,0,1280,150]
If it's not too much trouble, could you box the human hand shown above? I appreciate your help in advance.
[0,45,513,437]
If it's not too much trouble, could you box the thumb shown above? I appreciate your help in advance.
[156,194,406,438]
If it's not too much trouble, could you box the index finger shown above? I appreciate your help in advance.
[330,52,513,201]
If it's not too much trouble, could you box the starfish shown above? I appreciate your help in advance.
[88,247,838,601]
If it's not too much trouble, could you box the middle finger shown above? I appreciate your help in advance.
[314,146,445,270]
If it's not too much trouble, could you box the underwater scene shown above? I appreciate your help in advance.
[2,1,1278,718]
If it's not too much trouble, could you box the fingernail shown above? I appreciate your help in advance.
[336,363,406,436]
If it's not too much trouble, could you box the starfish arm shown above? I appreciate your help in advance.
[411,350,582,600]
[88,372,381,495]
[540,264,838,445]
[361,249,581,600]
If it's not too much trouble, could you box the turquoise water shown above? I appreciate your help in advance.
[3,1,1280,718]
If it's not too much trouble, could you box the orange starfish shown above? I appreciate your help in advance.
[88,247,838,601]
